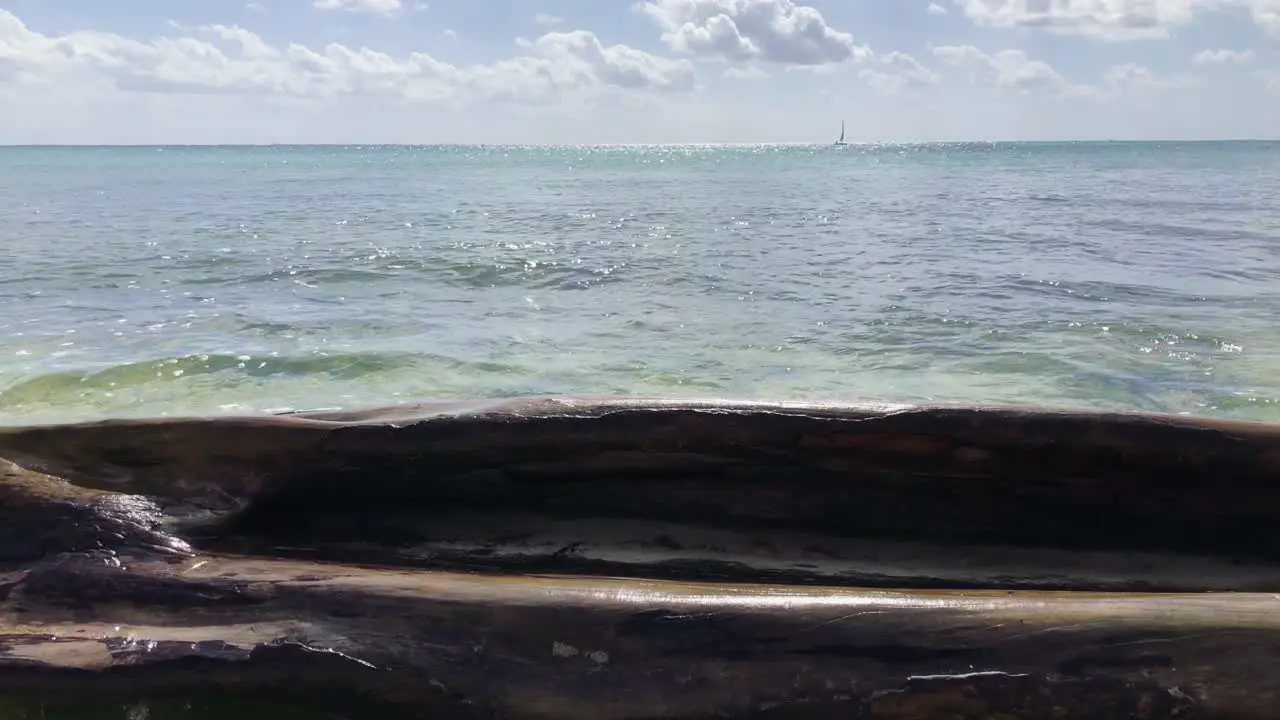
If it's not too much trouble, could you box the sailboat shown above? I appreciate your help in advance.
[834,120,848,146]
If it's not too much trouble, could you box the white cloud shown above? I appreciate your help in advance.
[443,29,458,40]
[951,0,1280,40]
[639,0,871,65]
[1192,48,1255,65]
[859,52,940,95]
[928,2,949,14]
[0,10,694,110]
[515,31,697,94]
[951,0,1173,40]
[1103,62,1154,87]
[1101,61,1198,94]
[534,13,566,26]
[723,65,770,79]
[1257,69,1280,90]
[313,0,404,17]
[932,44,1071,92]
[1255,1,1280,35]
[0,4,1274,143]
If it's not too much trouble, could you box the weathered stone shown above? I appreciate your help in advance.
[0,397,1278,718]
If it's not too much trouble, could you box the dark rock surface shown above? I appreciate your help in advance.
[2,397,1279,718]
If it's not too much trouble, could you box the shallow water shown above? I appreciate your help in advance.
[1,142,1278,425]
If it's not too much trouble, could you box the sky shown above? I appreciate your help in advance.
[0,0,1278,144]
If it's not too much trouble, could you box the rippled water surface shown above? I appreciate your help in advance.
[1,142,1278,425]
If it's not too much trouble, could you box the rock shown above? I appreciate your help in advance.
[0,397,1278,718]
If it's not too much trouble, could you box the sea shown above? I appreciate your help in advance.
[1,141,1278,427]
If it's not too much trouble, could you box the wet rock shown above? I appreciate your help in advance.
[0,397,1277,718]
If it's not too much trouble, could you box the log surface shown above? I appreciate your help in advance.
[1,397,1279,718]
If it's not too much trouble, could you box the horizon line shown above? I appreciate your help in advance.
[1,138,1277,149]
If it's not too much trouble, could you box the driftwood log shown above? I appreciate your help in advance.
[2,396,1280,719]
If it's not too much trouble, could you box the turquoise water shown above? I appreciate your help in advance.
[1,142,1278,425]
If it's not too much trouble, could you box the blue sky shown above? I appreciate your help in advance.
[1,0,1277,143]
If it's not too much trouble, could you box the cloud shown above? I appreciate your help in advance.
[951,0,1280,40]
[1258,69,1280,91]
[723,65,769,79]
[928,2,949,14]
[516,31,697,94]
[931,44,1071,92]
[0,3,1273,144]
[1100,62,1198,94]
[859,52,940,95]
[950,0,1174,40]
[534,13,565,26]
[1105,62,1158,85]
[0,10,695,109]
[313,0,404,17]
[639,0,871,66]
[1192,48,1255,65]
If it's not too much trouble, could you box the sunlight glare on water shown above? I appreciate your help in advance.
[1,142,1278,425]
